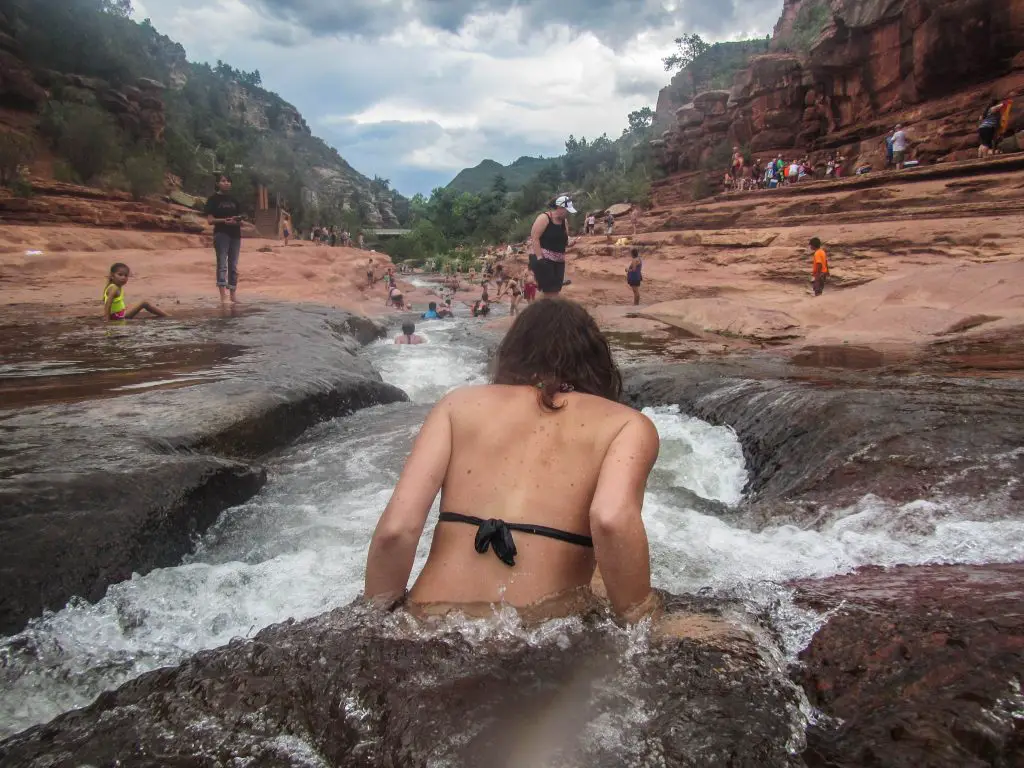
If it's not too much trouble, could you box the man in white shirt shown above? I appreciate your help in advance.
[892,124,908,169]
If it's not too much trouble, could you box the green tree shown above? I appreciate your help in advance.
[100,0,133,17]
[663,33,711,71]
[627,107,655,134]
[0,132,35,187]
[41,102,122,183]
[123,152,166,200]
[491,173,508,198]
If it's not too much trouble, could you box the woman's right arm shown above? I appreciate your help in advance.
[364,394,455,604]
[589,413,660,620]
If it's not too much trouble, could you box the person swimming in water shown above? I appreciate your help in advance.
[395,322,424,345]
[102,262,168,321]
[422,301,440,320]
[364,298,661,623]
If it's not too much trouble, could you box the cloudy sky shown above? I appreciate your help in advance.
[133,0,783,195]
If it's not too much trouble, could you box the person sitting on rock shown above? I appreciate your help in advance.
[395,322,424,345]
[364,298,661,624]
[102,262,168,321]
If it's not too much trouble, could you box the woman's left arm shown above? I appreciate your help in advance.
[364,394,455,603]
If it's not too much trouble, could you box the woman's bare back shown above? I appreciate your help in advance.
[408,385,651,608]
[364,298,660,621]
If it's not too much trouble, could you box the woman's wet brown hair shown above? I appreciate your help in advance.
[492,298,622,410]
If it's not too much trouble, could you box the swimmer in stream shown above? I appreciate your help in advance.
[364,298,661,623]
[394,322,424,345]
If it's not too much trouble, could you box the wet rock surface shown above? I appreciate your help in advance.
[623,358,1024,520]
[0,595,805,768]
[792,564,1024,768]
[0,305,407,634]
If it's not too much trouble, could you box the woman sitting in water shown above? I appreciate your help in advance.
[364,298,661,623]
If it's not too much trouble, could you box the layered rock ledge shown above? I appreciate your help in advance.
[0,305,407,635]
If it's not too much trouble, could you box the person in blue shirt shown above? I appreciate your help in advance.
[422,301,440,320]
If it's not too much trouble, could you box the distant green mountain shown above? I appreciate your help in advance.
[446,155,559,195]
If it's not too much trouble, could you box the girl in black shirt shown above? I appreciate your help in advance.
[204,174,243,303]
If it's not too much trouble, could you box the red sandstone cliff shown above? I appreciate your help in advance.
[654,0,1024,174]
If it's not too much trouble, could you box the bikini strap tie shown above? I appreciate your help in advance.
[474,517,518,566]
[438,512,593,568]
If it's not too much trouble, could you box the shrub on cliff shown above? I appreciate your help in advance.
[779,0,832,53]
[124,153,166,200]
[0,132,36,188]
[40,102,122,184]
[692,176,714,201]
[700,141,733,171]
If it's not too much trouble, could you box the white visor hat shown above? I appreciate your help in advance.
[554,194,577,214]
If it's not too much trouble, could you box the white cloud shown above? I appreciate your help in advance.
[136,0,783,193]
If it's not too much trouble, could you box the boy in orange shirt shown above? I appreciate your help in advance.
[810,237,829,296]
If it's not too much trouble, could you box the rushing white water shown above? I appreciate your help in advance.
[2,315,1023,739]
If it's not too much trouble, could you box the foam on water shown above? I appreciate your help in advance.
[2,326,1023,739]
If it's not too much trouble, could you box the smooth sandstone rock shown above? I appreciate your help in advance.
[0,306,407,634]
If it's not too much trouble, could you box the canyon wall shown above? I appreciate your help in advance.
[653,0,1024,173]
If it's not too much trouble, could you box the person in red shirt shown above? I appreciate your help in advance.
[810,237,829,296]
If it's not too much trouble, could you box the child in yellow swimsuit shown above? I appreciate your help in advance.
[102,262,168,321]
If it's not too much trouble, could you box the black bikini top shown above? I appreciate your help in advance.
[439,512,593,567]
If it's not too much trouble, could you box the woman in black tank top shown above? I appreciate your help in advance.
[529,194,576,296]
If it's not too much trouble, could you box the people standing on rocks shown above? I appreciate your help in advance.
[394,322,424,345]
[884,129,895,168]
[507,275,523,316]
[630,205,641,235]
[626,247,643,306]
[891,124,908,170]
[529,194,576,297]
[366,258,375,288]
[731,147,743,181]
[604,210,615,239]
[282,219,291,247]
[358,232,366,250]
[388,284,405,310]
[102,262,168,321]
[204,174,244,304]
[978,100,1007,158]
[810,237,829,296]
[364,298,661,624]
[585,213,596,235]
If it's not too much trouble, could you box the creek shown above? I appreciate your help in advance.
[1,309,1022,748]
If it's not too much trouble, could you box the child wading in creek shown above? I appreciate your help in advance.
[102,262,168,321]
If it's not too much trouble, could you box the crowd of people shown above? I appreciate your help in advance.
[724,149,850,192]
[308,226,365,249]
